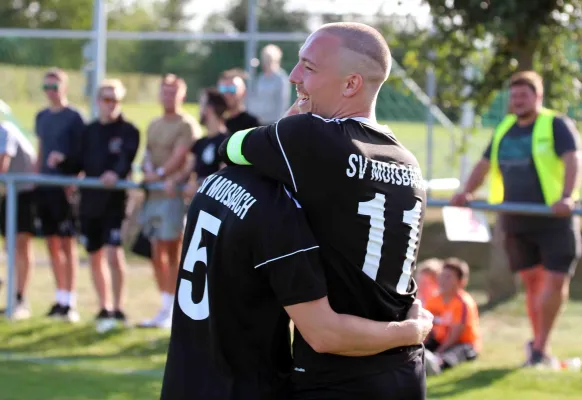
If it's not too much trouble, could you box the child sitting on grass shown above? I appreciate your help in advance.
[424,257,481,375]
[416,258,443,304]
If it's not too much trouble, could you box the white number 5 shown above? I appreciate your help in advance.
[178,210,222,320]
[358,194,422,294]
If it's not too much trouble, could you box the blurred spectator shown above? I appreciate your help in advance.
[53,79,139,329]
[424,258,480,375]
[451,71,581,367]
[416,258,443,304]
[139,74,201,329]
[249,44,291,124]
[0,121,37,320]
[36,67,85,322]
[168,87,229,199]
[218,69,260,133]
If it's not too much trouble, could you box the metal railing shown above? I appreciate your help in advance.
[1,173,581,319]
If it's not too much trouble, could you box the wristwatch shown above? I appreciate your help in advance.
[156,167,166,178]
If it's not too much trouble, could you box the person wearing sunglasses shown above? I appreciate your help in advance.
[218,69,260,133]
[49,79,140,331]
[35,67,85,322]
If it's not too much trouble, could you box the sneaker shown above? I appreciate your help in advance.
[138,308,172,329]
[12,302,31,321]
[60,305,80,323]
[95,309,112,321]
[113,310,129,326]
[46,303,64,318]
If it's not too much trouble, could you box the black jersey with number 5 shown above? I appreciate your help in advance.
[160,166,327,400]
[222,113,427,381]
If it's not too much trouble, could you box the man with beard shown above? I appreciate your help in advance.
[451,70,581,367]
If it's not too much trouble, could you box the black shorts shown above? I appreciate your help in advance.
[0,190,36,235]
[504,226,581,276]
[35,188,76,237]
[291,348,426,400]
[80,215,124,253]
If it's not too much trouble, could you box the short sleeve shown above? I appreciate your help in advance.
[0,124,17,157]
[176,119,199,149]
[253,193,327,306]
[553,116,580,157]
[451,298,469,326]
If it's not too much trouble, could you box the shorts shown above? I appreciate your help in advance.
[80,215,124,253]
[35,188,76,237]
[0,190,36,235]
[291,349,425,400]
[425,337,478,369]
[504,227,581,276]
[140,197,185,241]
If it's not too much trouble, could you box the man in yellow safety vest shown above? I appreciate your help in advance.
[451,70,581,367]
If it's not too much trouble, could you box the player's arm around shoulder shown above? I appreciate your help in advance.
[285,298,433,356]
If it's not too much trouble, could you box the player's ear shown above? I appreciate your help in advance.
[342,74,364,98]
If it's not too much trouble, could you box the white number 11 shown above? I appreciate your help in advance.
[358,194,422,294]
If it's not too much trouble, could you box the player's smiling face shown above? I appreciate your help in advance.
[290,32,345,118]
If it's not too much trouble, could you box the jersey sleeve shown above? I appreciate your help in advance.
[221,114,324,194]
[0,124,17,157]
[553,116,580,157]
[253,193,327,306]
[451,297,469,326]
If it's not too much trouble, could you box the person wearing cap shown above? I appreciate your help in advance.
[451,70,581,367]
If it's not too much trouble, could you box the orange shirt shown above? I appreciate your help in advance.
[425,290,481,352]
[417,276,439,304]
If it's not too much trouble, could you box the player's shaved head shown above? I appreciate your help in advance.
[316,22,391,85]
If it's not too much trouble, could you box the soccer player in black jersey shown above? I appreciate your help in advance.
[221,22,428,399]
[160,167,433,400]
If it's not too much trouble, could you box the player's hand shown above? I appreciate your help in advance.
[100,171,119,187]
[401,300,433,345]
[164,179,177,197]
[551,197,575,216]
[47,151,65,169]
[450,191,472,207]
[143,171,160,183]
[282,98,302,118]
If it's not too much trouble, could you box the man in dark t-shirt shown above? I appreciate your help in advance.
[192,88,229,184]
[218,70,260,133]
[452,70,581,367]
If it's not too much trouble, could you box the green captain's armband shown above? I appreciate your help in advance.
[226,128,254,166]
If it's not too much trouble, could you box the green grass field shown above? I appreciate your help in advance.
[5,101,493,181]
[0,257,581,399]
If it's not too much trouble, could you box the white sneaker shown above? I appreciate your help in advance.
[138,308,172,329]
[12,303,31,321]
[61,306,80,323]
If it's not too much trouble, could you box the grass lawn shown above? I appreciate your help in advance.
[0,241,581,399]
[5,101,493,180]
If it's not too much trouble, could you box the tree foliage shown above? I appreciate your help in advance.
[416,0,582,119]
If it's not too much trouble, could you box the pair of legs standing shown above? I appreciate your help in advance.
[505,226,580,364]
[139,197,185,329]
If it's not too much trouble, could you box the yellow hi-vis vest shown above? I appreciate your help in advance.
[488,108,578,205]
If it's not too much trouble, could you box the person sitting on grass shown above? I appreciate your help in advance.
[416,257,443,304]
[423,257,481,375]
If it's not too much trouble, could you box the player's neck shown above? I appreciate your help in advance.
[516,110,539,127]
[49,99,68,112]
[441,290,458,303]
[228,104,245,118]
[331,107,377,124]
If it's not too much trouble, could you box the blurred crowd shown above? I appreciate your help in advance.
[0,44,292,330]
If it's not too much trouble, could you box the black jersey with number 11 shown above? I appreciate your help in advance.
[222,113,427,382]
[160,166,327,400]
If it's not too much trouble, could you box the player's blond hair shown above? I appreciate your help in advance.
[98,78,127,100]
